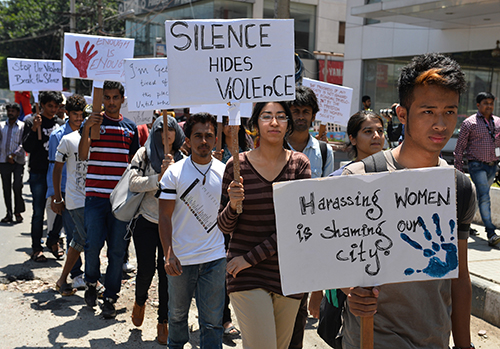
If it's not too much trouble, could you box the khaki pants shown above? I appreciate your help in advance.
[230,288,301,349]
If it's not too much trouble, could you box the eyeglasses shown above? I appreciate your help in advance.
[259,113,289,123]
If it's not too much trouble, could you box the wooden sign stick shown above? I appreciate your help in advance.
[32,91,42,140]
[231,125,242,214]
[216,121,223,152]
[91,87,103,140]
[360,316,374,349]
[318,123,327,140]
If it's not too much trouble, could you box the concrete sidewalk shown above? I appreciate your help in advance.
[468,223,500,327]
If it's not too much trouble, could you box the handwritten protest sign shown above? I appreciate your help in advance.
[273,167,457,295]
[302,78,353,126]
[124,58,170,111]
[7,58,62,91]
[63,33,134,82]
[165,19,295,106]
[120,98,154,126]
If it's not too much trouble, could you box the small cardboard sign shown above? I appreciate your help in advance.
[273,167,457,295]
[302,78,353,126]
[63,33,134,82]
[124,58,171,111]
[7,58,62,91]
[165,19,295,106]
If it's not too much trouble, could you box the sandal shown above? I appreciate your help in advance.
[223,324,240,336]
[47,242,64,259]
[55,282,77,296]
[31,251,47,263]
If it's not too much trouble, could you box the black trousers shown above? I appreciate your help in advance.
[132,215,168,323]
[289,293,309,349]
[0,162,25,216]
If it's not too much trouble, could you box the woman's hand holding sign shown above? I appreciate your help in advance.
[227,176,244,212]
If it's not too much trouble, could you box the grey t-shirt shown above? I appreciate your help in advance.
[341,150,476,349]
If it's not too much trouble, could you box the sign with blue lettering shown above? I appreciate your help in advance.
[63,33,134,82]
[165,19,295,106]
[273,167,457,295]
[124,58,170,111]
[7,58,62,91]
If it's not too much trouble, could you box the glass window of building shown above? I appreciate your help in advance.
[263,1,316,54]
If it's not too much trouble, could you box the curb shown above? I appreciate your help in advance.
[471,274,500,327]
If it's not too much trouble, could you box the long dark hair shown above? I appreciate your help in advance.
[248,101,294,148]
[222,116,251,151]
[346,110,384,159]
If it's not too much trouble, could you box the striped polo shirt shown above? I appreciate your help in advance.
[84,113,139,198]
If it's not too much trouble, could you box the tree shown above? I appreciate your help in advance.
[0,0,125,92]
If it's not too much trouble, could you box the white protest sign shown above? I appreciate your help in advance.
[273,167,457,296]
[124,58,170,111]
[165,19,295,106]
[63,33,134,82]
[302,78,353,126]
[121,98,154,126]
[7,58,62,91]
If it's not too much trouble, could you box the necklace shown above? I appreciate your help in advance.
[191,157,212,185]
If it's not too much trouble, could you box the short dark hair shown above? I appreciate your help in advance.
[66,94,86,113]
[249,101,294,148]
[346,110,384,159]
[184,112,217,138]
[288,85,319,115]
[39,91,63,106]
[103,81,125,97]
[398,53,466,111]
[5,102,20,111]
[476,92,495,104]
[362,95,371,103]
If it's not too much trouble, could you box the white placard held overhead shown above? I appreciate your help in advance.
[165,19,295,106]
[63,33,134,82]
[121,98,154,126]
[7,58,62,91]
[124,58,170,111]
[273,167,457,296]
[302,78,353,126]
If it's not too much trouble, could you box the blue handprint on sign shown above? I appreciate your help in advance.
[400,213,458,278]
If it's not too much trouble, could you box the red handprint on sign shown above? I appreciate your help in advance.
[65,41,98,78]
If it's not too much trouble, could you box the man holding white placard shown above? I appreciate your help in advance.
[79,81,140,318]
[341,53,476,349]
[22,91,65,263]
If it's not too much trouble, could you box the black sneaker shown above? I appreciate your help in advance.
[1,215,13,224]
[84,283,97,307]
[101,298,117,319]
[488,234,500,247]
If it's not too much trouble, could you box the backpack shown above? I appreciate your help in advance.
[319,140,328,174]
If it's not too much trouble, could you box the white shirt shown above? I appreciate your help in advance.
[159,156,226,265]
[55,131,87,210]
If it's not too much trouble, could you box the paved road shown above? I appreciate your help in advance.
[1,175,500,348]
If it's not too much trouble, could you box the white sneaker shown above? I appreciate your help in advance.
[123,262,135,273]
[488,234,500,247]
[72,274,86,290]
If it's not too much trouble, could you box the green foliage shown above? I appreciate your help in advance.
[0,0,125,91]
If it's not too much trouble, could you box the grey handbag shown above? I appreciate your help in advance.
[110,160,147,222]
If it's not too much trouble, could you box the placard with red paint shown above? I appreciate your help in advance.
[63,33,134,82]
[302,78,352,126]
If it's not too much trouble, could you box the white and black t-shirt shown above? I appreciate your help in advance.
[159,156,226,265]
[55,131,87,210]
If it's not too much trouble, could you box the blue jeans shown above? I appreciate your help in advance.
[167,257,226,349]
[84,196,128,300]
[469,161,497,238]
[61,196,83,279]
[29,172,59,252]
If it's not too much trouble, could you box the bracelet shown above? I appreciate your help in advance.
[53,198,64,204]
